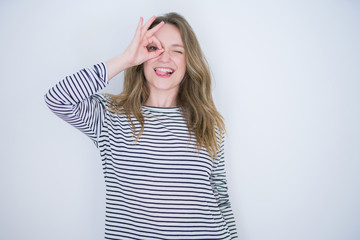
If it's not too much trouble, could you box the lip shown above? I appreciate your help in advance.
[154,67,175,78]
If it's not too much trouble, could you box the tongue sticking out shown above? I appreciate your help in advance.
[155,68,174,77]
[156,70,170,76]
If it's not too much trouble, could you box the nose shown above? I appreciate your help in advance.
[158,49,171,62]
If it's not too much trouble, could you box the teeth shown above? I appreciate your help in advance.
[154,68,174,73]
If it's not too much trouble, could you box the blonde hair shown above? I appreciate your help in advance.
[107,12,225,159]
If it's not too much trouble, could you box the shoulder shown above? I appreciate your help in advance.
[91,93,108,105]
[90,93,114,112]
[215,127,225,144]
[92,93,127,116]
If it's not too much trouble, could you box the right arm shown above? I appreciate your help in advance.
[44,16,164,143]
[44,62,109,143]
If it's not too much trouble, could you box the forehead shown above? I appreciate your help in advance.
[154,24,183,46]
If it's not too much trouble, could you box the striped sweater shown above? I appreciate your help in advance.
[44,62,238,240]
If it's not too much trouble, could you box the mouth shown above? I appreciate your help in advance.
[154,67,175,77]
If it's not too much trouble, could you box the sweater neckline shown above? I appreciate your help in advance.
[142,105,182,113]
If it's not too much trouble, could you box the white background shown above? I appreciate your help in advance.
[0,0,359,239]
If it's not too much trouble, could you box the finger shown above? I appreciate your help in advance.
[145,21,165,37]
[148,49,164,59]
[141,16,156,36]
[148,36,162,50]
[134,17,143,38]
[141,37,150,48]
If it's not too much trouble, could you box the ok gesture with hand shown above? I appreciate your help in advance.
[124,16,165,66]
[106,16,165,81]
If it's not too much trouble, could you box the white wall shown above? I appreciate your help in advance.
[0,0,359,239]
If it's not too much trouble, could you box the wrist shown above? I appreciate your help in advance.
[106,54,131,81]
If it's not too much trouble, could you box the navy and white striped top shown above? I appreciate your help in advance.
[45,62,238,240]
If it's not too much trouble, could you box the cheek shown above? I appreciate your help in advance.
[143,62,153,79]
[175,56,186,72]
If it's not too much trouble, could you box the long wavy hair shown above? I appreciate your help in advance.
[107,12,225,159]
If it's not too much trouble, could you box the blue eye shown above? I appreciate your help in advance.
[147,46,158,52]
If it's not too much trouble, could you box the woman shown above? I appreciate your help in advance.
[45,12,238,240]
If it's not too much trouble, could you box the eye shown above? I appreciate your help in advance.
[174,50,183,54]
[147,45,158,52]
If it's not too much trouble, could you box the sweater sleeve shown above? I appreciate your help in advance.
[44,62,109,146]
[210,133,239,239]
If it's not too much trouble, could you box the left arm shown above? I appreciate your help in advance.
[210,133,239,239]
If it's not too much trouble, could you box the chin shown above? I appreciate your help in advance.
[148,77,182,91]
[152,84,179,92]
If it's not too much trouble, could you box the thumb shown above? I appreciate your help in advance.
[148,49,164,60]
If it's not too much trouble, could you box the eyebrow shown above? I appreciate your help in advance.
[158,40,184,48]
[171,44,184,48]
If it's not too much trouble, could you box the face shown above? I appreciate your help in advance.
[143,24,186,94]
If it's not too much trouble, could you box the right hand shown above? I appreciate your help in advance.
[122,16,165,67]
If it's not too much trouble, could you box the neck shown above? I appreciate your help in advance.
[145,88,179,107]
